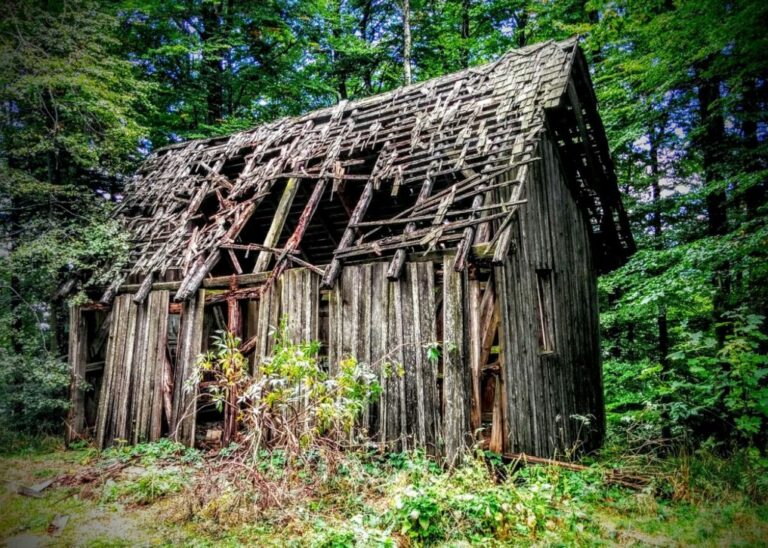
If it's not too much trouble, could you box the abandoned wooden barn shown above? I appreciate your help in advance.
[66,38,634,459]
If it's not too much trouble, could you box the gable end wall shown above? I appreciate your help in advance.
[495,131,604,456]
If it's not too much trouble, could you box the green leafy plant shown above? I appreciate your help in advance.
[102,438,201,465]
[668,311,768,445]
[0,351,71,435]
[102,468,186,505]
[190,317,380,456]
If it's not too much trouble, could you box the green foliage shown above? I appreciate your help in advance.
[102,468,186,505]
[191,319,380,454]
[0,350,71,434]
[605,312,768,449]
[668,312,768,444]
[0,0,144,406]
[0,432,64,457]
[190,330,248,413]
[102,438,202,466]
[243,321,380,448]
[386,454,607,545]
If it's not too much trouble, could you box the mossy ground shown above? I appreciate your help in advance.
[1,442,766,547]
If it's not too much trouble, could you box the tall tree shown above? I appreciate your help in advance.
[401,0,413,84]
[0,0,147,430]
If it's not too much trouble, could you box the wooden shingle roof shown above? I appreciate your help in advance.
[109,38,633,302]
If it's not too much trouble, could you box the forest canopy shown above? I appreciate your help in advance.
[0,0,766,452]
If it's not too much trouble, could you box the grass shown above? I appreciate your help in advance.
[1,440,767,546]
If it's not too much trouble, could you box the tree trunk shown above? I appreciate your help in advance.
[460,0,470,68]
[697,62,729,344]
[402,0,412,85]
[742,78,766,219]
[649,121,669,368]
[514,12,528,48]
[331,0,349,100]
[359,0,374,94]
[698,72,727,237]
[201,3,225,125]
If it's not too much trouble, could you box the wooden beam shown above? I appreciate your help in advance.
[132,272,155,304]
[224,277,241,446]
[66,306,88,443]
[226,249,243,275]
[489,376,504,453]
[453,187,485,271]
[174,250,221,302]
[253,178,300,273]
[171,289,205,447]
[442,254,470,466]
[387,177,434,280]
[491,166,529,263]
[299,182,340,248]
[322,178,374,287]
[468,280,483,432]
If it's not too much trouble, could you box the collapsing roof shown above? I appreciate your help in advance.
[108,37,633,303]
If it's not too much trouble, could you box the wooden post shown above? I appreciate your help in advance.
[175,251,220,302]
[442,255,470,465]
[453,189,485,271]
[253,178,299,273]
[489,376,504,453]
[467,280,482,433]
[132,272,155,304]
[223,277,241,445]
[171,289,206,447]
[66,306,88,443]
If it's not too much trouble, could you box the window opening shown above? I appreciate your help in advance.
[536,269,555,352]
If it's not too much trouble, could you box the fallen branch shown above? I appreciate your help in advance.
[500,452,651,491]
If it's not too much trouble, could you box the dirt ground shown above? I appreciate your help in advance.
[0,450,184,547]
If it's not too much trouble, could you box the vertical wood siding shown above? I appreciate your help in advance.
[328,262,443,454]
[170,289,205,447]
[495,133,604,456]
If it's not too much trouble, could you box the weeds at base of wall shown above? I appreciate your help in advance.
[2,439,767,546]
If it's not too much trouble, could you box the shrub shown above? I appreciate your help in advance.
[668,311,768,447]
[102,438,202,465]
[192,319,380,456]
[0,349,71,435]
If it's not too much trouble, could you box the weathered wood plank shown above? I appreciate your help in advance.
[387,177,435,280]
[442,255,469,465]
[322,179,374,287]
[149,290,170,440]
[114,298,139,443]
[95,297,122,449]
[254,178,300,273]
[467,280,483,433]
[171,289,205,447]
[66,306,88,443]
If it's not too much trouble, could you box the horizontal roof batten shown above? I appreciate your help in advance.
[115,244,499,295]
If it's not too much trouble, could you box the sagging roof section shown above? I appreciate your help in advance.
[109,38,633,303]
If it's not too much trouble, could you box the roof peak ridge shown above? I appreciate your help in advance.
[153,37,581,154]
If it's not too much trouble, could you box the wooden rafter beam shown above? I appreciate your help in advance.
[260,177,330,294]
[566,81,624,254]
[387,176,435,279]
[299,182,341,248]
[322,178,374,287]
[253,178,300,273]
